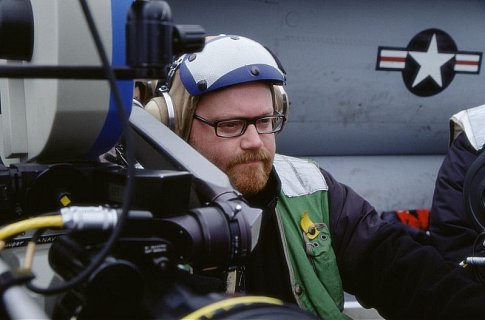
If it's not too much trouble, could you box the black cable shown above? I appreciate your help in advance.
[470,232,485,286]
[27,0,135,295]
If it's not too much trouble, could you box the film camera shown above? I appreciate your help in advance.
[0,0,316,319]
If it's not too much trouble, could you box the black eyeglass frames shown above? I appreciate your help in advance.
[193,112,286,138]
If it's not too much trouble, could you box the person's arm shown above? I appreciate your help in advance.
[429,132,483,262]
[322,168,485,319]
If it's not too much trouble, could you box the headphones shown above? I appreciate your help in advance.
[144,35,289,140]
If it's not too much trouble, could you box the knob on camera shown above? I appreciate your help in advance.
[126,0,205,70]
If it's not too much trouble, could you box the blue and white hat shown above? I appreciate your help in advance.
[177,35,286,96]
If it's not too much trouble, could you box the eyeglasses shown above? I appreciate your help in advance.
[193,112,286,138]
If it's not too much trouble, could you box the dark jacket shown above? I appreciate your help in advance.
[429,132,483,262]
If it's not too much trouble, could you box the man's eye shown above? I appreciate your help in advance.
[257,118,274,129]
[218,120,243,130]
[259,118,272,125]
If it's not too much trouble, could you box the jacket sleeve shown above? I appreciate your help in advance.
[429,132,483,262]
[321,168,485,319]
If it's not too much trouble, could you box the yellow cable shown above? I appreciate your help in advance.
[0,216,64,241]
[180,296,284,320]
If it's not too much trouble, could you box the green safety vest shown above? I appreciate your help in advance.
[274,154,349,319]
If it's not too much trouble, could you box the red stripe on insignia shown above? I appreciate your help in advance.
[380,57,406,62]
[455,60,479,66]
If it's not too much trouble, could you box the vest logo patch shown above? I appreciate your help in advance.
[300,211,320,240]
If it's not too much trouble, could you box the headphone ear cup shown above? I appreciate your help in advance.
[144,91,176,132]
[145,57,184,133]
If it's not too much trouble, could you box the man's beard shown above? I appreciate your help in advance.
[225,149,273,196]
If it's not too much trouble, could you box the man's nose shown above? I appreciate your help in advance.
[240,124,264,149]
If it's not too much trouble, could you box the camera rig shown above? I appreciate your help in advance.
[0,0,318,319]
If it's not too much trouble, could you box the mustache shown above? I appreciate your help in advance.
[227,149,273,168]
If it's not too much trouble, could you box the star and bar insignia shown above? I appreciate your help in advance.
[376,28,482,97]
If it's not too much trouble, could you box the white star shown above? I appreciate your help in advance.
[408,34,454,87]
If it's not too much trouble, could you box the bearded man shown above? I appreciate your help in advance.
[144,35,485,319]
